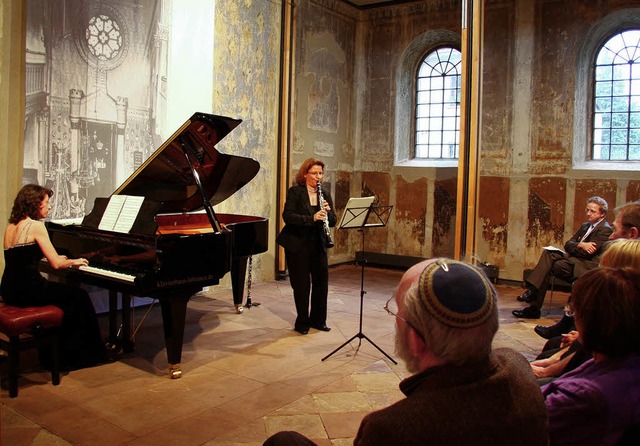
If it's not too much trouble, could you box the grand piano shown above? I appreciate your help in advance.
[45,112,268,378]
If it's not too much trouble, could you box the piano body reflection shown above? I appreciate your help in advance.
[45,112,268,378]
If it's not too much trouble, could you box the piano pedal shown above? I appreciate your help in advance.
[235,304,244,314]
[169,364,182,379]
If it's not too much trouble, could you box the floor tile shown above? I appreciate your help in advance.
[1,265,563,445]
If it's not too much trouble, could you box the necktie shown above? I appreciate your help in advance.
[581,224,594,242]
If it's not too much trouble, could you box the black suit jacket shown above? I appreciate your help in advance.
[277,184,337,254]
[564,219,613,277]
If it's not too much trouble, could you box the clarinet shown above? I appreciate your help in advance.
[317,183,335,248]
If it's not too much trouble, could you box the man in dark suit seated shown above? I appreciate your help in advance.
[534,200,640,339]
[512,196,613,319]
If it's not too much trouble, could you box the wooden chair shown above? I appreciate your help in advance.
[0,303,64,397]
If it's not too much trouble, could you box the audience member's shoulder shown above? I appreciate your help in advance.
[491,348,535,375]
[492,347,529,365]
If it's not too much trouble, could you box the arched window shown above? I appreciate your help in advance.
[415,47,461,159]
[394,30,460,167]
[573,9,640,171]
[592,29,640,161]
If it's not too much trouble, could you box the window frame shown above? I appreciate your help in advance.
[573,9,640,171]
[414,45,462,161]
[394,30,461,168]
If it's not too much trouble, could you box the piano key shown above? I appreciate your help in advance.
[78,265,136,283]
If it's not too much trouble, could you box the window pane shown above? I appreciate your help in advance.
[595,81,612,96]
[611,144,627,160]
[415,46,461,160]
[612,96,630,112]
[612,128,627,143]
[612,113,629,128]
[593,112,611,129]
[595,65,612,80]
[612,79,630,95]
[594,97,612,112]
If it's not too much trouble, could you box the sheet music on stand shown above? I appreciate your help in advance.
[98,195,145,233]
[338,196,393,229]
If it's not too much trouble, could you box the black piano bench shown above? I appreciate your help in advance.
[0,303,64,397]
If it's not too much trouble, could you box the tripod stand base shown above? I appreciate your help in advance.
[322,331,397,364]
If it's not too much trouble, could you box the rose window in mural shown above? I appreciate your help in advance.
[85,15,122,61]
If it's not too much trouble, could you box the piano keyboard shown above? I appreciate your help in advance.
[79,265,136,283]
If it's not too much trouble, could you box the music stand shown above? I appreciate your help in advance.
[322,197,396,364]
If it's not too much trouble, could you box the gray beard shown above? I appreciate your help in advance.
[395,327,420,374]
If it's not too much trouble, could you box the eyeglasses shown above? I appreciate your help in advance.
[307,171,323,177]
[384,296,425,342]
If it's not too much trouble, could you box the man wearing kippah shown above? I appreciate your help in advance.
[513,196,612,319]
[264,258,548,446]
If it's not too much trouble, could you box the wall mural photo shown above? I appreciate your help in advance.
[24,0,172,220]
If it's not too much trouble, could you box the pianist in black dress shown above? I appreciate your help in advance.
[1,184,106,369]
[277,158,337,334]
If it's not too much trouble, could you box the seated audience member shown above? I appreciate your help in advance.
[513,196,612,319]
[264,259,548,446]
[530,238,640,383]
[534,200,640,339]
[542,267,640,445]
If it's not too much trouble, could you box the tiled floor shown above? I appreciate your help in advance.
[0,264,567,445]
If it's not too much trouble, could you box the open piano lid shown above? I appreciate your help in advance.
[113,112,259,213]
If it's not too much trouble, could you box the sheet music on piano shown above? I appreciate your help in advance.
[98,195,145,233]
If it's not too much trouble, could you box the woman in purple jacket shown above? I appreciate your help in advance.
[542,266,640,445]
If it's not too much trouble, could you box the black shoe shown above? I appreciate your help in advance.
[105,341,123,362]
[534,314,575,339]
[512,306,541,319]
[311,324,331,332]
[516,288,536,303]
[294,326,309,335]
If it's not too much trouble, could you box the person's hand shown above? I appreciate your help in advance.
[322,199,331,212]
[69,257,88,268]
[578,241,597,254]
[531,363,549,378]
[531,357,556,368]
[314,210,327,222]
[560,330,580,348]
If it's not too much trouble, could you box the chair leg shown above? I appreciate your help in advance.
[8,336,20,398]
[547,275,555,315]
[51,330,61,386]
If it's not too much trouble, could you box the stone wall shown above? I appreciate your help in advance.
[292,0,640,281]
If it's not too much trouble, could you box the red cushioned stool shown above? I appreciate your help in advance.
[0,303,64,397]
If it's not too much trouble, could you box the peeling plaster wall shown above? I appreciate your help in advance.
[292,0,639,282]
[486,0,640,281]
[292,0,358,264]
[293,0,461,265]
[212,0,281,283]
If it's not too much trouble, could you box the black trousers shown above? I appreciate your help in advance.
[285,241,328,330]
[525,250,575,310]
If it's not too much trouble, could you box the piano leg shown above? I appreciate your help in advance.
[230,256,248,314]
[159,294,191,379]
[107,291,135,354]
[121,293,134,353]
[108,290,118,344]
